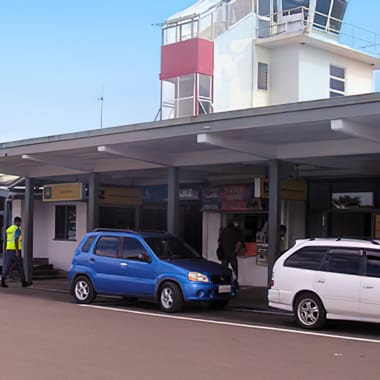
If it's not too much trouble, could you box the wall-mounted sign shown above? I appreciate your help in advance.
[254,178,307,201]
[99,187,142,206]
[201,186,221,210]
[221,184,250,211]
[43,183,84,202]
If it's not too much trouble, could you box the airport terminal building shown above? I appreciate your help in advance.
[1,0,380,287]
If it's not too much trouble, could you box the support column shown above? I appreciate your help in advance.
[87,173,99,231]
[267,160,294,288]
[267,160,281,288]
[23,178,34,284]
[167,167,180,235]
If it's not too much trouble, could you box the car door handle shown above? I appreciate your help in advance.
[363,285,374,289]
[89,258,95,262]
[317,279,325,283]
[120,263,128,267]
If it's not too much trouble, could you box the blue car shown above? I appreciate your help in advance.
[68,229,235,312]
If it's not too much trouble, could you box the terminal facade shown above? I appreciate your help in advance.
[1,0,380,287]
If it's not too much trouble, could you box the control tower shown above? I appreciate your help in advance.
[160,0,379,119]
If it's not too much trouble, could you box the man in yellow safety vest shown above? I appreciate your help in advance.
[1,216,30,288]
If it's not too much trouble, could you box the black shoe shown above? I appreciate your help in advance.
[1,280,8,288]
[22,281,32,288]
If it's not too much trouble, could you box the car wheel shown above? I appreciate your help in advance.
[209,299,229,309]
[295,293,326,330]
[159,282,184,313]
[73,276,96,304]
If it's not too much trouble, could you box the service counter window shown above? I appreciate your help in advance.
[55,205,76,241]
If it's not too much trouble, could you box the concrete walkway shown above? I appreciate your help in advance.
[27,278,270,310]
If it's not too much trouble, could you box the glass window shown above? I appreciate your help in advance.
[95,236,121,258]
[330,65,345,97]
[258,0,270,16]
[330,0,347,32]
[330,91,344,97]
[82,236,96,252]
[199,74,211,98]
[330,78,345,92]
[122,237,149,260]
[178,75,194,98]
[330,65,345,79]
[145,236,200,260]
[282,0,309,12]
[176,98,194,117]
[55,205,76,241]
[258,62,268,90]
[314,0,332,29]
[365,250,380,278]
[199,100,212,114]
[325,249,362,275]
[180,22,193,41]
[284,247,327,270]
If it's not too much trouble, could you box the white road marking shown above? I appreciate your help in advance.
[80,304,380,345]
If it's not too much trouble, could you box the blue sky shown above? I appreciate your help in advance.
[0,1,379,142]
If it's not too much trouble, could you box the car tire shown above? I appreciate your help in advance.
[209,299,229,309]
[159,282,184,313]
[73,275,96,304]
[294,293,326,330]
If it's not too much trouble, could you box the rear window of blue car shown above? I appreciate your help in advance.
[81,236,96,252]
[145,236,200,260]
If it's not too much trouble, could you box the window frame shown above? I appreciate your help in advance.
[94,235,123,259]
[284,246,328,271]
[55,205,76,241]
[329,64,345,97]
[321,248,364,276]
[364,249,380,278]
[257,62,269,91]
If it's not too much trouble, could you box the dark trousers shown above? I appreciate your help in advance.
[222,254,238,281]
[2,250,25,283]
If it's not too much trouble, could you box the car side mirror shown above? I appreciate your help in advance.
[138,252,151,263]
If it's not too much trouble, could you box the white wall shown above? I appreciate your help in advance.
[214,15,255,112]
[33,201,87,271]
[298,44,374,101]
[269,44,300,104]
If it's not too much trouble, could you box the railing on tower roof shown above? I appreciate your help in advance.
[257,6,380,58]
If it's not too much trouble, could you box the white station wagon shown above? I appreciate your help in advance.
[268,238,380,329]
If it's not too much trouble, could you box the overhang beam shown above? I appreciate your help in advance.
[331,119,380,144]
[21,154,90,173]
[97,145,172,167]
[197,133,276,159]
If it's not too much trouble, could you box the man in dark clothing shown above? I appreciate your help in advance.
[219,220,242,284]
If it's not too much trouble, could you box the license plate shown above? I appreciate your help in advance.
[218,285,231,293]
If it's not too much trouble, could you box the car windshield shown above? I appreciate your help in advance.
[145,236,201,260]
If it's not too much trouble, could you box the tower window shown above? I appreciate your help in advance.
[330,64,345,97]
[258,62,269,91]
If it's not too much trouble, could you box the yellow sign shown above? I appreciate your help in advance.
[258,178,307,201]
[280,179,307,201]
[43,183,84,202]
[375,215,380,239]
[99,187,142,206]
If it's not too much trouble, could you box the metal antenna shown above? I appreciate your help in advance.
[98,85,104,129]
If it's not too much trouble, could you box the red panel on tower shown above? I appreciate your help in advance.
[160,38,214,80]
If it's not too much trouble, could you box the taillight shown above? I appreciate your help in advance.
[270,279,274,288]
